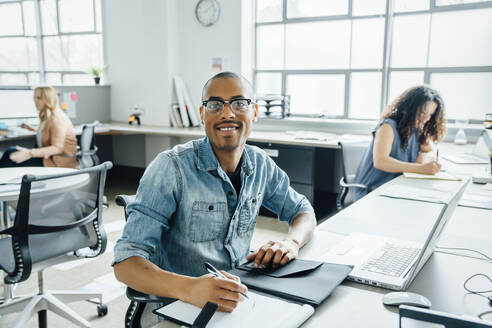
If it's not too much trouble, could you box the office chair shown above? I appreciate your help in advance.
[77,121,101,169]
[51,120,100,169]
[0,162,113,328]
[336,141,370,210]
[115,195,175,328]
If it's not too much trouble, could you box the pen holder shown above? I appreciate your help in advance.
[128,113,141,125]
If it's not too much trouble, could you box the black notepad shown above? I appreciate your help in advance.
[230,259,353,307]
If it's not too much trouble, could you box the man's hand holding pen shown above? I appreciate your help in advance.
[182,265,248,313]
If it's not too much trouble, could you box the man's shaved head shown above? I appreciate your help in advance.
[202,72,255,101]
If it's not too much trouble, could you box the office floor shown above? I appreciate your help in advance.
[0,173,291,328]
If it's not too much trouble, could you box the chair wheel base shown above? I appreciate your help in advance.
[97,303,108,317]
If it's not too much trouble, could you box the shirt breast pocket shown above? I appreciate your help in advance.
[237,195,261,235]
[189,201,227,242]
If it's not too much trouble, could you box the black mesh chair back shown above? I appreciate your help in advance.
[0,162,112,284]
[340,141,370,184]
[336,141,370,210]
[78,121,100,169]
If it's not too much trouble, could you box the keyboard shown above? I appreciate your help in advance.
[360,243,420,277]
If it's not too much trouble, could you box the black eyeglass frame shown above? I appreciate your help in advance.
[201,98,255,114]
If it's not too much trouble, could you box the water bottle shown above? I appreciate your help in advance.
[454,119,468,145]
[454,128,467,145]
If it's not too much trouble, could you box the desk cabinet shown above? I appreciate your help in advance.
[248,142,315,204]
[248,141,339,220]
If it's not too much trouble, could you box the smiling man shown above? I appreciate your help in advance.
[113,72,316,315]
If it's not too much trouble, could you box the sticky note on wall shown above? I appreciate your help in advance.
[62,92,77,119]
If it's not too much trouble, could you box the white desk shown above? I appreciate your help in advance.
[150,145,491,327]
[0,167,88,230]
[93,122,371,149]
[0,167,83,202]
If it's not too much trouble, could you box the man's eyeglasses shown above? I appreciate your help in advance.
[202,98,254,115]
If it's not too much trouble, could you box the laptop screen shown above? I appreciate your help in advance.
[403,178,471,289]
[472,130,492,158]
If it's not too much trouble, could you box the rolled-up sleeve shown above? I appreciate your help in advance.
[262,156,314,225]
[112,153,181,266]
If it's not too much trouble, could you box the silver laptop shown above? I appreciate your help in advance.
[322,178,470,291]
[443,130,492,164]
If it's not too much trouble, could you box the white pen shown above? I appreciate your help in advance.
[204,262,249,299]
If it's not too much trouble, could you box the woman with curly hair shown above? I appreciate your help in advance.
[352,85,447,201]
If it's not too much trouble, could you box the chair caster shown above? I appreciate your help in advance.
[97,303,108,317]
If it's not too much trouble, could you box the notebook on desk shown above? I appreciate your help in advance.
[403,171,461,181]
[442,130,492,164]
[154,291,314,328]
[322,178,470,291]
[154,259,351,328]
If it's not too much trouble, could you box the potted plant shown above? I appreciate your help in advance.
[88,65,108,85]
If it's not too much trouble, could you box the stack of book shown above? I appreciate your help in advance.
[169,76,200,128]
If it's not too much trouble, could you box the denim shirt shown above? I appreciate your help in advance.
[113,137,314,277]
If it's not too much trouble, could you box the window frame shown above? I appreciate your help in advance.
[0,0,104,86]
[253,0,492,123]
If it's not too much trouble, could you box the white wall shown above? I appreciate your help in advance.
[103,0,247,167]
[103,0,179,126]
[104,0,246,126]
[177,0,243,111]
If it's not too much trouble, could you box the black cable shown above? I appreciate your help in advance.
[463,273,492,294]
[462,273,492,321]
[478,310,492,320]
[436,246,492,262]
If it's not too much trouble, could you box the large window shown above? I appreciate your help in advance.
[254,0,492,121]
[0,0,104,86]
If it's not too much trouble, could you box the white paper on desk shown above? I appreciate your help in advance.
[379,184,453,204]
[459,191,492,210]
[155,291,314,328]
[403,171,462,181]
[285,130,336,141]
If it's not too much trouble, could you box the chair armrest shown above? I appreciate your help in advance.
[115,194,136,221]
[126,287,175,304]
[115,195,136,208]
[339,177,368,190]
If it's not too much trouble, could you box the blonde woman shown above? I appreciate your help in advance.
[0,86,78,168]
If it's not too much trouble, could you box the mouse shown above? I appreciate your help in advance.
[382,292,432,308]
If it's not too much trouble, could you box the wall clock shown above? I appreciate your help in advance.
[196,0,220,27]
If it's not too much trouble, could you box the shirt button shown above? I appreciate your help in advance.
[208,205,214,211]
[228,191,233,196]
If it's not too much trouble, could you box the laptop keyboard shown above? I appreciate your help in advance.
[361,243,420,277]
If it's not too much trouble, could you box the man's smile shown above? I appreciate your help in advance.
[215,122,241,135]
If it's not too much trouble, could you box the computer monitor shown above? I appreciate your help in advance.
[0,89,38,119]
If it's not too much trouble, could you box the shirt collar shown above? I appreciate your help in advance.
[197,137,254,176]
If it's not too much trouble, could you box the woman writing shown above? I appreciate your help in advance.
[0,86,78,168]
[352,85,446,201]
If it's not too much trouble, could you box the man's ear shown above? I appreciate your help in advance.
[252,103,259,122]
